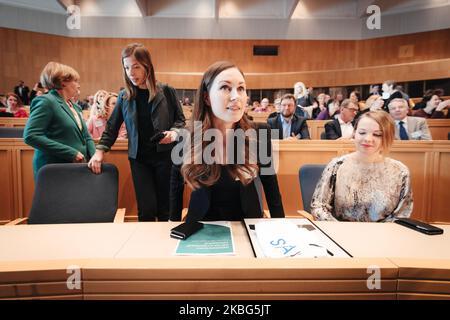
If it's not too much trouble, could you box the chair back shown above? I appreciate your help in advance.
[28,163,119,224]
[0,127,24,138]
[298,164,326,213]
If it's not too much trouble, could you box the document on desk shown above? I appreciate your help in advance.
[244,218,351,258]
[174,221,235,255]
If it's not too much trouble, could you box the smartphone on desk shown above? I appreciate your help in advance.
[170,221,204,240]
[394,218,444,235]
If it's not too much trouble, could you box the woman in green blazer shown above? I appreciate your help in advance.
[24,62,96,178]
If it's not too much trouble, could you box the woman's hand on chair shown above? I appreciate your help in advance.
[88,150,104,174]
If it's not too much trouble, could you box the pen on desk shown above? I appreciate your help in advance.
[309,243,334,256]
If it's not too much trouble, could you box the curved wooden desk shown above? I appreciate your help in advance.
[1,221,449,300]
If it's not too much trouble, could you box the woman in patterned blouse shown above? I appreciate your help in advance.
[311,111,413,222]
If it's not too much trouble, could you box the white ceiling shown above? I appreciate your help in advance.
[1,0,449,19]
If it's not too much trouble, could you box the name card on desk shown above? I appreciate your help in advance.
[244,218,351,258]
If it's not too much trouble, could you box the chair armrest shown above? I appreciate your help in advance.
[5,217,28,225]
[297,210,315,221]
[113,208,126,223]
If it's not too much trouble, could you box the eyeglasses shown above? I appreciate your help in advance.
[345,107,359,113]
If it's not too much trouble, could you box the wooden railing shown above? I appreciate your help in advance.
[2,118,449,140]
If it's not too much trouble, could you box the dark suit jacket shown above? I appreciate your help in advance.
[170,123,285,222]
[24,90,96,177]
[97,83,185,158]
[324,118,355,140]
[267,114,310,139]
[14,85,30,105]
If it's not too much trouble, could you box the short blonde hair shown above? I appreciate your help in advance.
[363,94,383,111]
[40,61,80,90]
[355,111,395,154]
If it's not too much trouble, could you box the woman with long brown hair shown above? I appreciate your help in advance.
[170,61,284,222]
[88,43,185,221]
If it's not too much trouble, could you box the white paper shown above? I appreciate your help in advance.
[254,220,329,258]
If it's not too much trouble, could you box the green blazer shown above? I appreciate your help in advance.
[24,89,96,177]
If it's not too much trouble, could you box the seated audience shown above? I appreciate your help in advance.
[349,90,365,111]
[311,111,413,222]
[388,98,432,140]
[105,93,127,139]
[366,84,381,99]
[327,91,344,119]
[382,80,403,112]
[324,99,357,140]
[356,94,385,119]
[268,98,281,118]
[314,93,330,120]
[412,89,444,110]
[254,98,271,113]
[412,90,450,118]
[267,94,310,140]
[5,92,28,117]
[182,97,192,106]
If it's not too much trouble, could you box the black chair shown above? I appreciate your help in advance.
[298,164,326,219]
[9,163,125,225]
[0,127,24,138]
[320,132,327,140]
[448,132,450,140]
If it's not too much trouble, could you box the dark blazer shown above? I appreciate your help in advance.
[267,114,310,139]
[97,83,185,158]
[324,118,355,140]
[170,123,285,222]
[14,85,30,105]
[24,90,96,177]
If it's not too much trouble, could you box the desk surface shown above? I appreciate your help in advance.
[1,220,449,262]
[315,221,450,259]
[1,220,449,300]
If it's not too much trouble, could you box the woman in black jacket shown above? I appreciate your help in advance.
[88,43,185,221]
[170,61,284,222]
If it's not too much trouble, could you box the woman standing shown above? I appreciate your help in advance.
[24,62,95,177]
[88,43,185,222]
[311,111,413,222]
[170,61,284,222]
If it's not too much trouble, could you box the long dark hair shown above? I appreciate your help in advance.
[181,61,258,190]
[121,43,157,101]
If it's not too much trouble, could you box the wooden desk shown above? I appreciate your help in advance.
[0,221,403,300]
[316,221,450,300]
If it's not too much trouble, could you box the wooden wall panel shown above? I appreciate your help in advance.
[0,146,15,223]
[1,28,449,95]
[431,150,450,223]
